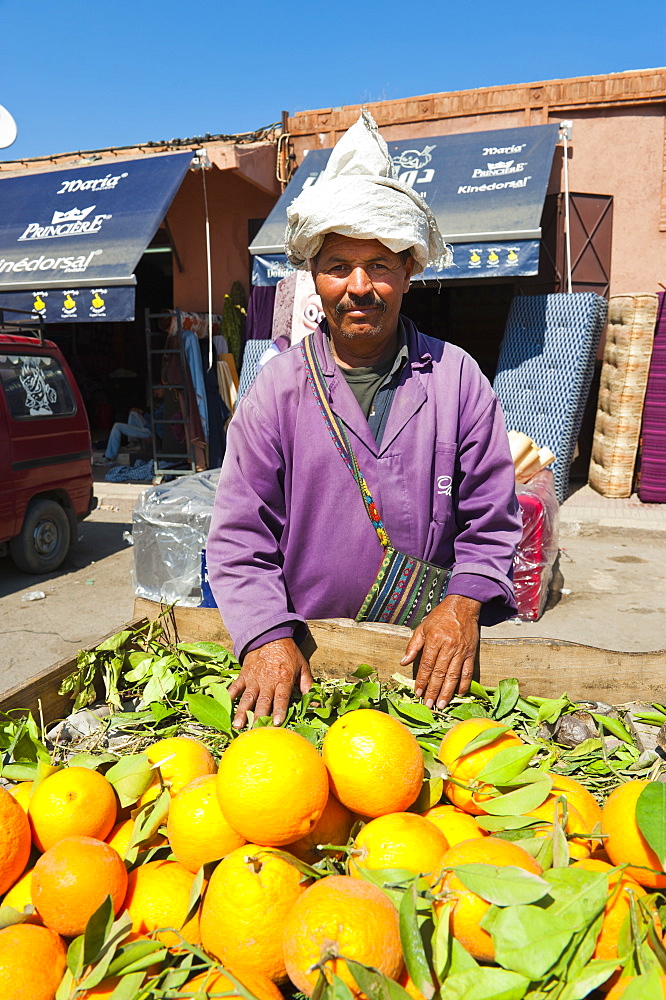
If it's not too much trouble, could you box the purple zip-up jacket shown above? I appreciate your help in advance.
[207,317,521,657]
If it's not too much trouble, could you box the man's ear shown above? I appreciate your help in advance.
[403,254,415,292]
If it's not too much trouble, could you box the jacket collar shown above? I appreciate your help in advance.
[311,317,431,456]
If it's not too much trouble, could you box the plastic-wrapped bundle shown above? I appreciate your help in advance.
[131,470,220,607]
[514,469,560,621]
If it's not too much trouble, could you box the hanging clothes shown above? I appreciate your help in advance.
[183,329,209,441]
[245,285,276,343]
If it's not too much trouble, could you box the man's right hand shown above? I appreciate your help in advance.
[228,637,313,729]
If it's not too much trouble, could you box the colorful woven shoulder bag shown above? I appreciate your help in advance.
[301,333,451,628]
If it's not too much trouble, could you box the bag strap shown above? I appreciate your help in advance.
[301,333,391,549]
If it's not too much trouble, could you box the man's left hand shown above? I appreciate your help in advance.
[401,594,481,708]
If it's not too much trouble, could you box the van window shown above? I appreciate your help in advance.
[0,353,76,419]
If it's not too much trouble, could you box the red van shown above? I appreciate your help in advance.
[0,325,95,573]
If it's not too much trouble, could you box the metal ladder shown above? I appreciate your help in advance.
[145,307,197,481]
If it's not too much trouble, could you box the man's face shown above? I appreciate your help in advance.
[311,234,413,345]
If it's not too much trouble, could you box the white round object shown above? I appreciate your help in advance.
[0,104,18,150]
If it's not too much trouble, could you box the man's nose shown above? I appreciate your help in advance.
[347,265,373,296]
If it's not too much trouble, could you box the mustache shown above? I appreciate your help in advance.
[335,293,387,315]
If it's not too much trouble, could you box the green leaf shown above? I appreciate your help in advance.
[105,753,153,808]
[592,713,635,745]
[558,959,620,1000]
[474,745,539,786]
[55,969,74,1000]
[409,778,444,814]
[459,725,509,757]
[176,640,234,660]
[124,653,155,683]
[106,971,147,1000]
[97,630,133,652]
[392,700,436,726]
[346,959,414,1000]
[106,939,167,977]
[187,691,232,733]
[0,905,32,929]
[67,752,118,770]
[481,778,552,816]
[128,789,171,852]
[208,682,233,715]
[536,697,569,724]
[621,966,666,1000]
[0,762,38,781]
[636,782,666,870]
[543,868,611,931]
[183,866,206,930]
[450,864,551,906]
[486,904,573,979]
[475,816,540,833]
[328,973,356,1000]
[66,933,85,980]
[399,884,434,999]
[149,702,177,723]
[354,867,420,909]
[492,679,520,720]
[438,968,529,1000]
[352,664,374,679]
[83,894,115,967]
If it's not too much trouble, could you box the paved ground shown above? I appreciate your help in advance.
[1,477,665,701]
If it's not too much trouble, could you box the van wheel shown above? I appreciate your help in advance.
[9,499,71,574]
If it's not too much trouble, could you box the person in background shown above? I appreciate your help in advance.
[96,391,164,466]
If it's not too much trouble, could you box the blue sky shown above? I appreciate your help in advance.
[0,0,662,161]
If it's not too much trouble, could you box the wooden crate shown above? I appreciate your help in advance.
[2,598,664,725]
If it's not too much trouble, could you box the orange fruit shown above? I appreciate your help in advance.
[283,874,403,996]
[123,859,201,947]
[548,773,603,837]
[0,785,31,894]
[167,774,247,872]
[524,796,592,860]
[200,844,308,983]
[606,976,666,999]
[32,836,128,938]
[9,781,33,813]
[601,781,666,889]
[398,968,427,1000]
[105,817,166,860]
[2,867,41,924]
[28,766,117,853]
[216,728,328,846]
[571,859,646,961]
[185,967,284,1000]
[140,736,217,804]
[350,812,448,883]
[285,791,354,865]
[322,709,424,817]
[433,837,542,963]
[438,718,524,815]
[421,805,485,846]
[0,923,67,1000]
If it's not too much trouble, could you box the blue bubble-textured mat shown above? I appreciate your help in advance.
[493,293,608,503]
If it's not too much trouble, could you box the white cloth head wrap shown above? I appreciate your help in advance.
[284,111,452,276]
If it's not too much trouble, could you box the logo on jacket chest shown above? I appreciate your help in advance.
[437,475,452,496]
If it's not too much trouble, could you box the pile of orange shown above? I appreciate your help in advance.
[1,708,665,999]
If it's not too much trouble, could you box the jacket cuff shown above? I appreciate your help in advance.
[239,619,304,660]
[448,567,517,626]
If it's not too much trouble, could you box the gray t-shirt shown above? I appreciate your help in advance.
[337,324,409,445]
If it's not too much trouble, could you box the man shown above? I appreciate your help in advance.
[207,112,522,728]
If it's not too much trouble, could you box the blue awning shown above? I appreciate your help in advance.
[249,123,559,284]
[0,151,192,322]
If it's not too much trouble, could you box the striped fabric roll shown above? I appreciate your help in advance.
[639,292,666,503]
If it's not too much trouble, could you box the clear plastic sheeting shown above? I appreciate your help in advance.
[514,469,560,622]
[132,469,220,607]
